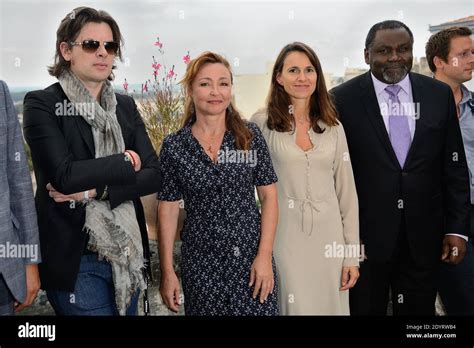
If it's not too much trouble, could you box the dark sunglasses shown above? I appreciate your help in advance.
[69,40,119,55]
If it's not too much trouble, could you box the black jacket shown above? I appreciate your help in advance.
[331,72,470,266]
[23,82,161,291]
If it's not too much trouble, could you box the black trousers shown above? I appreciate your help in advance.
[437,205,474,315]
[349,221,438,315]
[0,274,14,315]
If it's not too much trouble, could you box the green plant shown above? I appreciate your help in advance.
[124,37,190,152]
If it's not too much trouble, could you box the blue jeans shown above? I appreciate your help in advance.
[47,253,140,316]
[438,238,474,315]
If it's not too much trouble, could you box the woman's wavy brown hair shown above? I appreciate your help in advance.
[180,51,252,150]
[267,42,339,133]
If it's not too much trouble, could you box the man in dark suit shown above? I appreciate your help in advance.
[331,20,470,315]
[23,7,161,315]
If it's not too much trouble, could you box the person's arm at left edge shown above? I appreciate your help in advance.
[442,86,470,265]
[2,80,41,312]
[105,96,162,209]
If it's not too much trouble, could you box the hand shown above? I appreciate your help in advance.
[441,235,466,265]
[125,150,141,172]
[249,253,274,303]
[340,266,359,291]
[159,270,181,313]
[46,183,96,202]
[14,264,41,312]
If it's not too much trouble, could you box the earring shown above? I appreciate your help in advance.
[190,103,195,114]
[227,104,233,114]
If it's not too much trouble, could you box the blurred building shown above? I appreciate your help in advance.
[429,15,474,37]
[343,68,368,82]
[411,57,431,77]
[233,62,273,120]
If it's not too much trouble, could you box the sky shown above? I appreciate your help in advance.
[0,0,473,89]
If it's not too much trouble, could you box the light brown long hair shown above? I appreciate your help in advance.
[180,51,252,151]
[267,42,339,133]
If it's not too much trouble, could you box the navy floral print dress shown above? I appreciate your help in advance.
[158,121,279,316]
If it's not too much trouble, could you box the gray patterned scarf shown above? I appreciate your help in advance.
[58,70,146,315]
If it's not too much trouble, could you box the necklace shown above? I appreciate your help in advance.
[195,129,225,155]
[202,135,218,154]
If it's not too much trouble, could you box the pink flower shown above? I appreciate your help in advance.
[152,63,161,70]
[123,79,129,92]
[153,69,158,78]
[167,66,176,79]
[183,51,191,64]
[154,37,163,49]
[142,81,148,93]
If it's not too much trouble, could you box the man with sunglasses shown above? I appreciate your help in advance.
[426,26,474,315]
[23,7,161,315]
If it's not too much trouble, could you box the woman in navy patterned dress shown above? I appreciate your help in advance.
[157,51,279,316]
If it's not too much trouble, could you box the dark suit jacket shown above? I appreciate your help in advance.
[331,72,470,266]
[23,82,161,292]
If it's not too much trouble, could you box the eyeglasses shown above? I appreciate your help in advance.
[69,40,119,55]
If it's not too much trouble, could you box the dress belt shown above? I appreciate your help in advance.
[288,196,325,236]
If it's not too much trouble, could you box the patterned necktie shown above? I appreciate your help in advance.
[385,84,412,167]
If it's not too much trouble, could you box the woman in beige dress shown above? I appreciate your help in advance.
[251,42,360,315]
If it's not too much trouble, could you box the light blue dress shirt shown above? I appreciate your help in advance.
[459,84,474,204]
[371,72,417,139]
